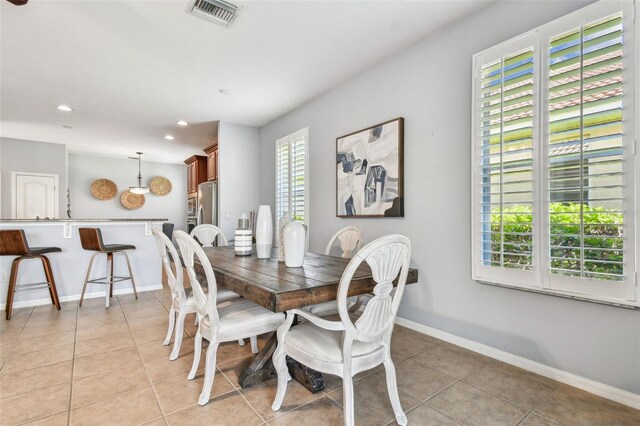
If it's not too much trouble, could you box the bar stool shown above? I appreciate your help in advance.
[78,228,137,308]
[0,229,62,320]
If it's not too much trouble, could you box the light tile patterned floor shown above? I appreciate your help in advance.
[1,289,639,426]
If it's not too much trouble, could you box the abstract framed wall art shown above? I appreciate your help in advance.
[336,117,404,217]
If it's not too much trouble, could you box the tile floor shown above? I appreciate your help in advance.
[1,289,639,426]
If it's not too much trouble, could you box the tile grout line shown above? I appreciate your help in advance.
[67,301,81,425]
[0,307,35,373]
[516,382,564,426]
[118,294,167,422]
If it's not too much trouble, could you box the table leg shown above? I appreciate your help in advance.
[237,331,326,393]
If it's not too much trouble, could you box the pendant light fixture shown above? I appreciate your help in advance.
[129,152,149,194]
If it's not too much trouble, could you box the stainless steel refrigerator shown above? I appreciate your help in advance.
[196,181,218,226]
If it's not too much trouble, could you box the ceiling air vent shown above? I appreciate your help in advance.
[188,0,239,27]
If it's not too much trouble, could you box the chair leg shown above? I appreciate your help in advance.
[170,312,186,361]
[343,367,356,426]
[188,330,203,380]
[5,257,23,320]
[383,359,407,425]
[121,251,138,299]
[237,338,246,346]
[271,348,289,411]
[250,336,259,354]
[79,253,99,307]
[40,255,61,311]
[164,307,176,346]
[108,253,114,298]
[198,341,219,405]
[105,253,111,308]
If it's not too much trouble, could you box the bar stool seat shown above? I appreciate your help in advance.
[78,228,138,308]
[102,244,136,252]
[0,229,62,320]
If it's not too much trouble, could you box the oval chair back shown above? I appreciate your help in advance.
[190,224,228,248]
[151,228,186,305]
[337,234,411,344]
[325,226,364,259]
[174,230,220,330]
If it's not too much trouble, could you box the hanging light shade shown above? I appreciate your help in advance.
[129,152,149,194]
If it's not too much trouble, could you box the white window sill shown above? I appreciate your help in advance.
[476,280,639,310]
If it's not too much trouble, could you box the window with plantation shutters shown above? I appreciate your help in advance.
[275,128,309,235]
[472,0,637,306]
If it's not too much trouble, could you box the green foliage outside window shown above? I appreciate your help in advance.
[492,203,623,277]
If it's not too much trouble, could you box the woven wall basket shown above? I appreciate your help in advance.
[90,179,118,200]
[120,190,145,210]
[149,176,172,196]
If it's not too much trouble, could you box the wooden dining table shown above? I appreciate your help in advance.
[192,246,419,393]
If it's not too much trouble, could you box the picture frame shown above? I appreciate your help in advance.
[336,117,404,217]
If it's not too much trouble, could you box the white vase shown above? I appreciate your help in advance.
[255,205,273,258]
[283,221,306,267]
[277,214,292,262]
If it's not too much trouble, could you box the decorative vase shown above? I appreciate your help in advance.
[255,205,273,258]
[283,221,306,267]
[234,213,252,256]
[277,214,292,262]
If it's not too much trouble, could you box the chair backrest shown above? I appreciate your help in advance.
[190,224,228,248]
[325,226,363,258]
[162,222,175,240]
[79,228,105,251]
[0,229,29,256]
[151,228,186,305]
[337,234,411,345]
[174,230,220,329]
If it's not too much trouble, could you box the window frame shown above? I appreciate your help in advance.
[275,127,310,240]
[471,0,638,307]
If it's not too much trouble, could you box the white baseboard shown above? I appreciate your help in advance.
[0,284,163,311]
[395,316,640,410]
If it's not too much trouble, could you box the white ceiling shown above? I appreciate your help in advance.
[0,0,489,163]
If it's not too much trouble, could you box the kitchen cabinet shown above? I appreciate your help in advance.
[184,155,207,195]
[204,143,218,181]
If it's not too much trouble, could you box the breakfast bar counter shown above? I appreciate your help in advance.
[0,218,167,310]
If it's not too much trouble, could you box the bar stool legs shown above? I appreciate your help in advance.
[79,251,138,308]
[5,255,61,320]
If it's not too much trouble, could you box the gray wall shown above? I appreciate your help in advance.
[259,0,640,394]
[68,153,187,231]
[0,137,68,219]
[218,122,261,239]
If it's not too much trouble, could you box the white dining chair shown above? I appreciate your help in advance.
[190,224,228,247]
[174,230,286,405]
[305,226,365,316]
[151,229,239,361]
[188,225,250,348]
[324,226,363,258]
[272,234,411,426]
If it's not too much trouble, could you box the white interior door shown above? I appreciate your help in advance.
[12,172,59,219]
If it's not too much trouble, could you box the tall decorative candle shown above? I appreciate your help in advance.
[255,205,273,258]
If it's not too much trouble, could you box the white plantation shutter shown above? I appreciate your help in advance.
[275,128,309,234]
[473,34,539,288]
[473,0,637,305]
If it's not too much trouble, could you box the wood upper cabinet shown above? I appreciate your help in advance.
[203,143,218,182]
[184,155,207,194]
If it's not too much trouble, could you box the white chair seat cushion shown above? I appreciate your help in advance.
[283,321,382,363]
[176,286,239,311]
[201,299,284,340]
[304,296,358,316]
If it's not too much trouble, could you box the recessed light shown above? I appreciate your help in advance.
[62,125,73,129]
[164,135,175,140]
[177,121,188,126]
[219,89,230,95]
[56,105,73,112]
